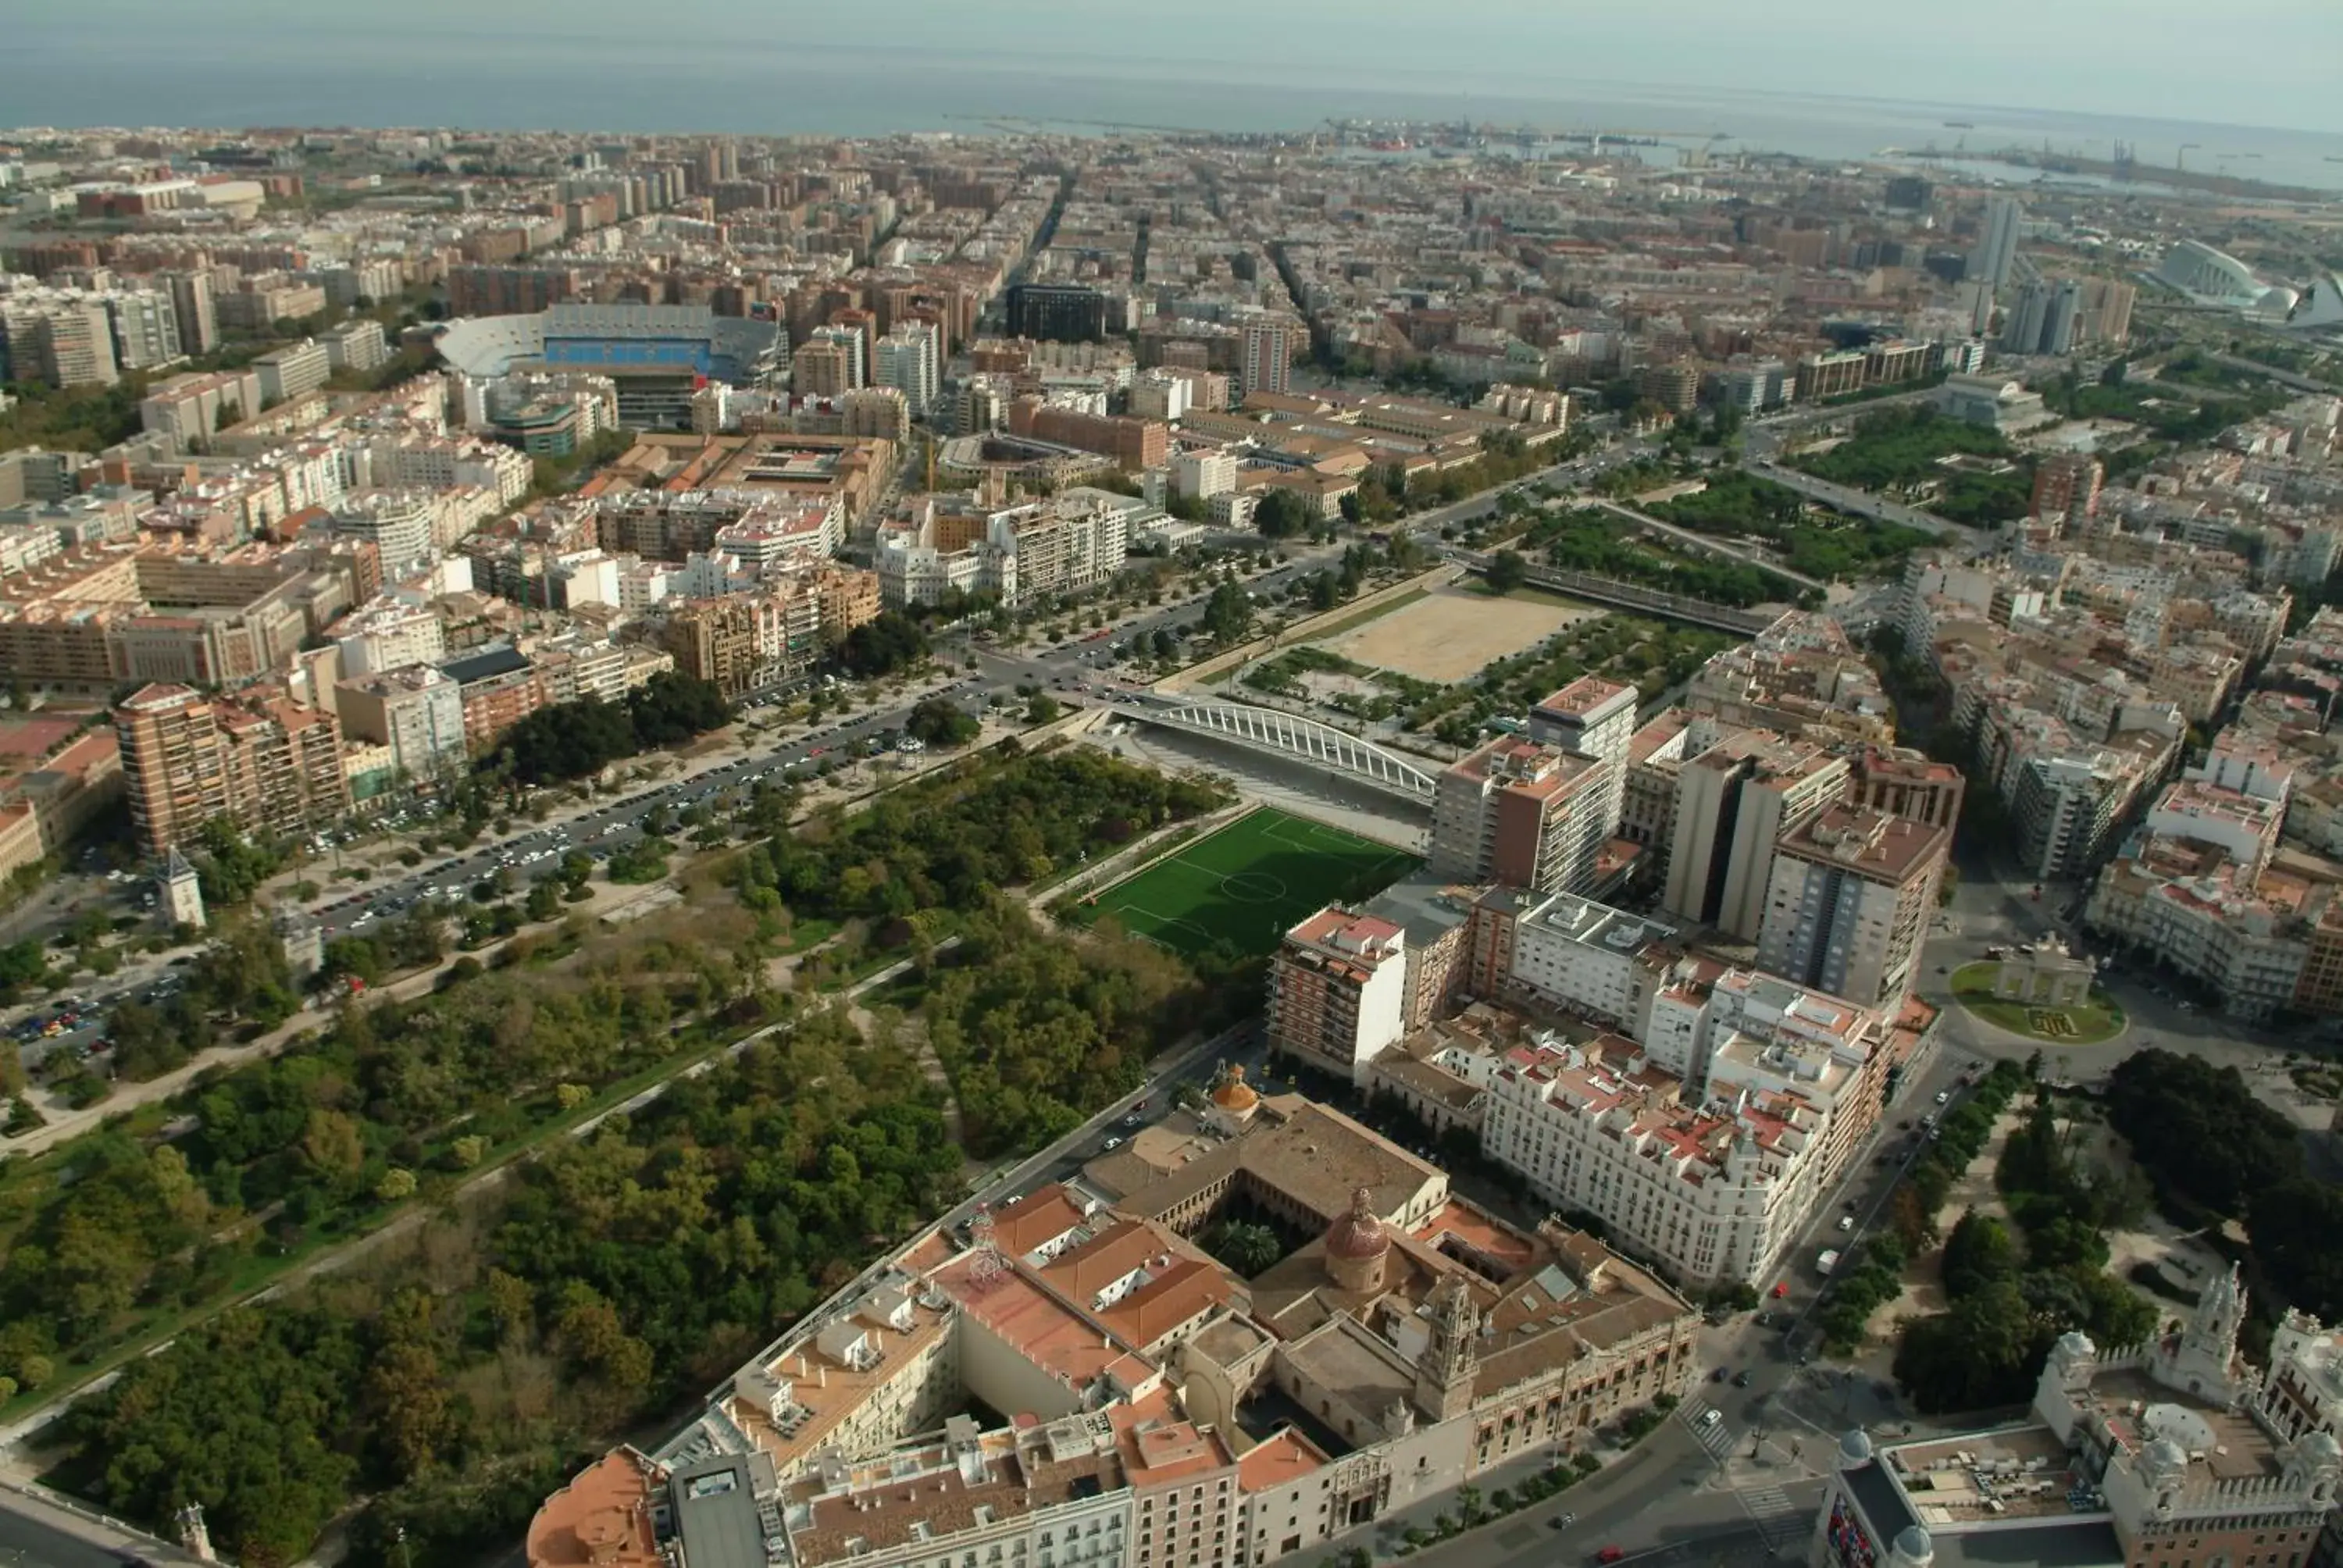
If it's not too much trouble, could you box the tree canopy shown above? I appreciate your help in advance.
[743,750,1228,926]
[1253,488,1311,539]
[838,611,929,678]
[52,1012,967,1568]
[489,673,731,786]
[905,697,981,749]
[2105,1049,2302,1218]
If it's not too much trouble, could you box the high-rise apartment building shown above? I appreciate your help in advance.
[116,682,351,858]
[105,290,183,371]
[1999,281,2049,354]
[658,594,767,700]
[1528,675,1636,844]
[1970,196,2022,291]
[1006,283,1107,343]
[253,339,330,404]
[1240,319,1293,397]
[1663,731,1851,938]
[164,270,219,355]
[1430,737,1608,895]
[333,665,469,784]
[1633,362,1701,414]
[790,339,854,399]
[1171,450,1237,501]
[323,319,390,375]
[872,323,938,415]
[1756,803,1949,1008]
[2,298,120,387]
[1264,905,1407,1082]
[2031,453,2104,532]
[2080,276,2136,346]
[818,319,872,387]
[2042,278,2083,355]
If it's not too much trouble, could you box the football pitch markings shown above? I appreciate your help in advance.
[1079,807,1419,957]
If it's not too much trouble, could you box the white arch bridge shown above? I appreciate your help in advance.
[1131,700,1437,804]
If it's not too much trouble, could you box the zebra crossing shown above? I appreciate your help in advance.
[1679,1399,1736,1459]
[1737,1483,1809,1548]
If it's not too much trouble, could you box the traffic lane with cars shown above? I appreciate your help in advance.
[311,679,1025,936]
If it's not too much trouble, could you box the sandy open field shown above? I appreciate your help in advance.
[1316,586,1607,684]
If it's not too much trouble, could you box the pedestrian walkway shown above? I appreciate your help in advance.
[1734,1484,1807,1550]
[1680,1399,1736,1461]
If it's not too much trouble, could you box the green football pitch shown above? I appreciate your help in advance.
[1075,807,1420,957]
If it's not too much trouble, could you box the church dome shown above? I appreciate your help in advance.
[1211,1064,1260,1113]
[1324,1187,1390,1261]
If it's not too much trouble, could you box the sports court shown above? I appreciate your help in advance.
[1076,807,1419,957]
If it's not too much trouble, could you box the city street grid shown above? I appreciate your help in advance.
[1074,806,1419,957]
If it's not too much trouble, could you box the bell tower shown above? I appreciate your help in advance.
[1414,1275,1482,1423]
[2163,1263,2246,1403]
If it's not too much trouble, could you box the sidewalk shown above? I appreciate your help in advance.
[1375,1428,1686,1568]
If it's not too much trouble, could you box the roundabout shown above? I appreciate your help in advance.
[1949,960,2128,1046]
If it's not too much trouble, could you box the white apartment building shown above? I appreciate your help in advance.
[876,529,1009,608]
[105,289,184,371]
[323,319,390,374]
[1,296,120,387]
[1172,450,1238,501]
[139,369,263,444]
[713,497,844,575]
[549,548,623,610]
[1503,890,1680,1033]
[333,600,446,677]
[1481,1034,1828,1286]
[253,339,331,405]
[874,323,940,415]
[368,436,533,505]
[333,664,467,782]
[1012,499,1130,601]
[616,558,676,615]
[332,490,439,577]
[1128,369,1193,422]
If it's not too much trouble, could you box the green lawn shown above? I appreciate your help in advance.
[1070,807,1418,957]
[1951,961,2127,1044]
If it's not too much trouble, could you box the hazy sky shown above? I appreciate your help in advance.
[15,0,2343,137]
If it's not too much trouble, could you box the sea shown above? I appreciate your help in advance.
[10,27,2343,196]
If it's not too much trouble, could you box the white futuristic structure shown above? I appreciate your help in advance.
[1134,700,1437,802]
[2151,239,2298,318]
[2289,273,2343,333]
